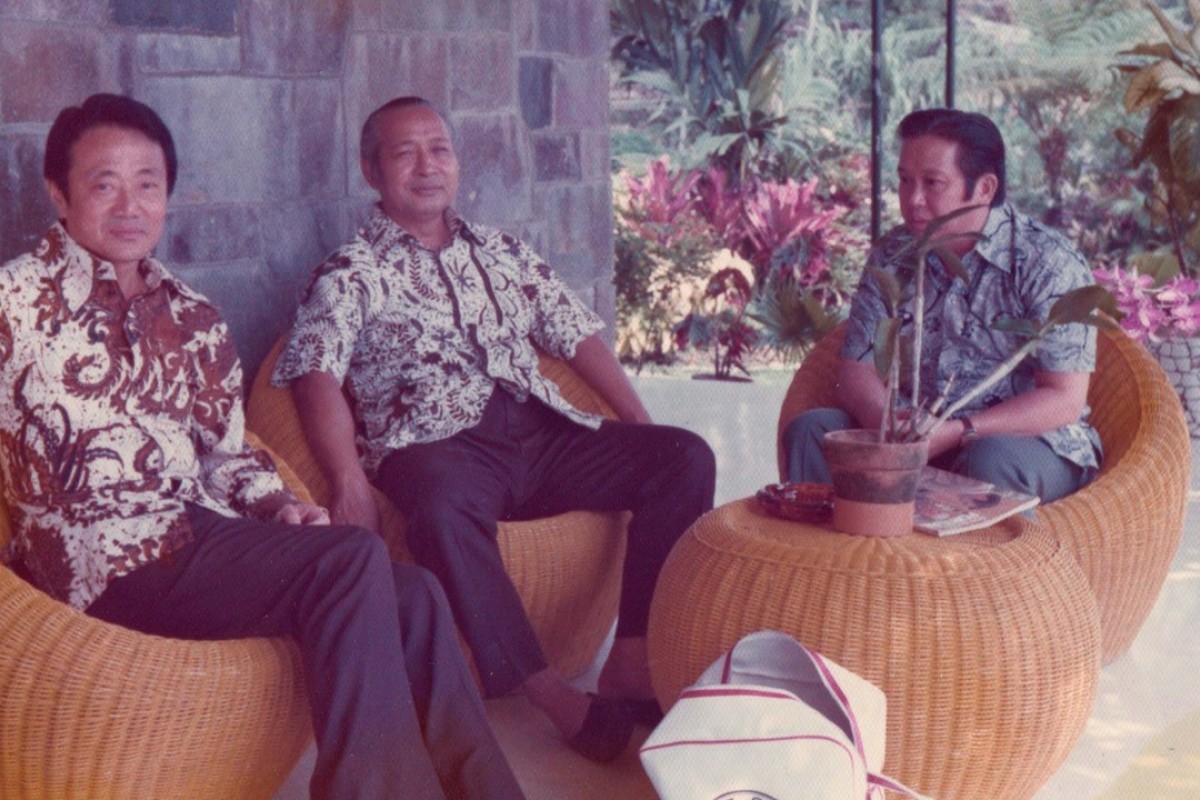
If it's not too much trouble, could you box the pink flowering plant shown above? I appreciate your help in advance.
[1092,266,1200,342]
[615,156,855,376]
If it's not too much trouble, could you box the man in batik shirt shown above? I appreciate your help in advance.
[0,93,525,800]
[274,96,716,763]
[782,108,1100,502]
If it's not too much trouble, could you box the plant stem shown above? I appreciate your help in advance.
[913,337,1041,439]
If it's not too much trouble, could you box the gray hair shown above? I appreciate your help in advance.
[359,96,454,166]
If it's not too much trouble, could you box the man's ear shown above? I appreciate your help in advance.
[360,158,380,191]
[974,173,999,206]
[44,179,69,218]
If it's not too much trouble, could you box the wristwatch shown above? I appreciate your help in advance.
[959,416,981,447]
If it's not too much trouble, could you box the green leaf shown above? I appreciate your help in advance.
[990,317,1040,338]
[931,244,971,283]
[868,266,902,314]
[1046,285,1121,325]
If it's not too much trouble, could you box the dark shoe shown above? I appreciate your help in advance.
[623,697,664,728]
[567,695,634,763]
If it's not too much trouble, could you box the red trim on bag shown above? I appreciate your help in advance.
[809,651,869,762]
[679,687,796,701]
[640,733,856,757]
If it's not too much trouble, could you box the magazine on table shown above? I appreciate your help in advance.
[914,465,1040,536]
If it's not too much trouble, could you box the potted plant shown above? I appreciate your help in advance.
[1109,0,1200,434]
[823,207,1119,536]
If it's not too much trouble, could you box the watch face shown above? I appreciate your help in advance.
[713,793,780,800]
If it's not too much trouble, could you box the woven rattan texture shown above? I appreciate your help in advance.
[0,433,313,800]
[648,502,1101,800]
[775,324,1191,662]
[246,339,629,678]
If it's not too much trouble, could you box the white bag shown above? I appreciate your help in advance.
[639,630,930,800]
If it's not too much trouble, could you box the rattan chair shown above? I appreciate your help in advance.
[775,323,1192,663]
[246,339,629,678]
[0,432,313,800]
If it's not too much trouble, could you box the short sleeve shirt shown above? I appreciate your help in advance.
[0,224,286,609]
[273,206,606,475]
[841,203,1101,471]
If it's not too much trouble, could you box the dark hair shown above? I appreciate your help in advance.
[44,93,178,200]
[359,96,452,166]
[897,108,1006,206]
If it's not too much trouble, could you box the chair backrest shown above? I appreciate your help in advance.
[774,323,1152,482]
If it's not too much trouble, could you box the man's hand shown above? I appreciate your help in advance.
[274,501,332,526]
[330,474,382,534]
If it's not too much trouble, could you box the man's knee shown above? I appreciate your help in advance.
[391,562,452,618]
[783,407,853,483]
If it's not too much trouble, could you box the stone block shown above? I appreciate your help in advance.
[344,33,449,194]
[513,0,536,51]
[442,0,511,31]
[519,57,552,130]
[143,75,345,204]
[579,129,610,181]
[532,131,581,182]
[536,0,609,57]
[112,0,236,34]
[0,21,135,123]
[175,258,293,383]
[351,0,444,31]
[552,59,610,128]
[243,0,350,76]
[137,33,241,74]
[0,133,57,263]
[450,35,513,112]
[1,0,106,23]
[162,204,261,265]
[256,201,350,310]
[533,182,612,264]
[455,113,531,224]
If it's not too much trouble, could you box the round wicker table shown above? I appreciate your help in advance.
[647,499,1102,800]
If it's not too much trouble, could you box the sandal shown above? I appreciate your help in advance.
[567,694,634,763]
[623,697,664,728]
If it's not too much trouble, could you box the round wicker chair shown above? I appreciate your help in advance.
[0,432,313,800]
[246,339,629,679]
[648,505,1101,800]
[775,323,1192,663]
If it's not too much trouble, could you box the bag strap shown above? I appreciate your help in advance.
[811,652,932,800]
[868,772,932,800]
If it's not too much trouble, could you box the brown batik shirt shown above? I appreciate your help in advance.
[0,223,286,609]
[272,206,606,475]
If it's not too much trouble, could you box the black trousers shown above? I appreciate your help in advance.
[86,504,525,800]
[376,389,716,698]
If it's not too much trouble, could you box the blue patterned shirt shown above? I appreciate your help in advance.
[842,203,1101,471]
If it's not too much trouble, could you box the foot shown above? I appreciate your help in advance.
[567,694,634,762]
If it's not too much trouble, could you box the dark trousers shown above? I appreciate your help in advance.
[375,389,716,698]
[86,504,525,800]
[782,407,1090,502]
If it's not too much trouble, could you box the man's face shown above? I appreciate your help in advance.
[46,125,169,273]
[362,105,460,233]
[897,134,996,249]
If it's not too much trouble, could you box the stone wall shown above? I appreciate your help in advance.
[0,0,614,381]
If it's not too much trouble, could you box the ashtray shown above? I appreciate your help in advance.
[755,482,834,523]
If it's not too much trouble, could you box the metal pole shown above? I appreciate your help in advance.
[871,0,883,242]
[945,0,956,108]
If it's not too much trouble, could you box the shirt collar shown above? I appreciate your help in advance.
[971,203,1018,274]
[43,221,204,311]
[362,204,484,255]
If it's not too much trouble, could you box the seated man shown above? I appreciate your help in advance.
[1,93,524,800]
[782,108,1100,502]
[273,96,716,762]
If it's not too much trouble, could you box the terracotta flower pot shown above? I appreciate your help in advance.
[822,429,930,537]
